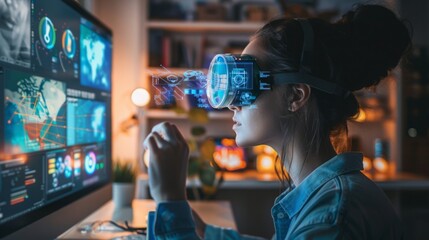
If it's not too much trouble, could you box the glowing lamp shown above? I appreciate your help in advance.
[256,154,275,173]
[362,156,372,172]
[373,157,388,173]
[213,138,246,171]
[131,88,150,107]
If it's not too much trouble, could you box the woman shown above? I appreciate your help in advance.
[144,4,411,240]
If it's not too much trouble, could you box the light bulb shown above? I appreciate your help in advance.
[131,88,150,107]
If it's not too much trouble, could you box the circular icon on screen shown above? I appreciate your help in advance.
[39,17,56,49]
[52,176,58,188]
[62,29,76,59]
[84,151,97,175]
[64,155,73,178]
[56,156,65,174]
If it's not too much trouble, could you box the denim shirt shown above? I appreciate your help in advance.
[154,152,402,239]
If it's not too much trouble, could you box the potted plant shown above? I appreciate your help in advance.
[112,160,137,208]
[185,108,224,200]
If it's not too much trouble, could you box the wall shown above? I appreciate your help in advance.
[82,0,144,163]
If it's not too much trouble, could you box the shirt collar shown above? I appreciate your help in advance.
[276,152,363,218]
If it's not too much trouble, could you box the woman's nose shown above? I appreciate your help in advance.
[228,105,241,111]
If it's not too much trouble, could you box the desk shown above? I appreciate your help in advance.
[57,199,236,239]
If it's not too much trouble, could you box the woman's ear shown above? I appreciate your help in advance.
[289,84,311,112]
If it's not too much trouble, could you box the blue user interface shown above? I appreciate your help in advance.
[0,0,112,236]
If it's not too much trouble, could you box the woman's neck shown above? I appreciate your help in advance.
[272,140,337,186]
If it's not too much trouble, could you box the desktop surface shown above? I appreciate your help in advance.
[57,199,236,239]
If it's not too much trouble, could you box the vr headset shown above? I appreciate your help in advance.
[206,19,350,109]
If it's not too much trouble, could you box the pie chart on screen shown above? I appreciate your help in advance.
[84,151,97,175]
[64,155,73,178]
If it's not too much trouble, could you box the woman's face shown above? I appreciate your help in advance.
[229,39,284,147]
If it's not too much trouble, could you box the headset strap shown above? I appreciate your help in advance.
[289,19,350,98]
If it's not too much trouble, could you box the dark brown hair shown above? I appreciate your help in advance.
[252,4,411,188]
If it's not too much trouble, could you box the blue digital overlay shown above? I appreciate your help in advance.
[151,68,213,109]
[80,23,111,91]
[67,98,106,146]
[4,70,67,154]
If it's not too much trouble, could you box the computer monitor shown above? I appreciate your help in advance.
[0,0,112,238]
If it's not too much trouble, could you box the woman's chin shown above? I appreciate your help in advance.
[235,135,257,148]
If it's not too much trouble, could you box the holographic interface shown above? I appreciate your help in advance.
[34,0,80,78]
[0,0,112,233]
[4,70,67,154]
[67,98,106,146]
[152,55,266,110]
[151,67,211,109]
[80,20,112,91]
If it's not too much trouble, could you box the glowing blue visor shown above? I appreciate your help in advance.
[206,53,349,109]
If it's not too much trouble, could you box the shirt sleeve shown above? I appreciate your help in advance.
[154,201,200,240]
[154,201,267,240]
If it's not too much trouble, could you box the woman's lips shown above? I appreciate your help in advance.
[232,118,241,130]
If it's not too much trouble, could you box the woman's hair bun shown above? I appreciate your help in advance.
[334,4,411,91]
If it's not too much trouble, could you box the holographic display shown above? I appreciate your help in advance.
[4,70,67,155]
[67,98,106,146]
[151,68,212,109]
[0,157,44,224]
[81,144,106,187]
[0,0,112,236]
[34,0,80,78]
[0,0,31,68]
[46,149,74,195]
[80,21,111,91]
[39,17,56,50]
[207,54,260,109]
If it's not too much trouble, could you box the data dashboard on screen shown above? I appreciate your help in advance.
[0,0,112,237]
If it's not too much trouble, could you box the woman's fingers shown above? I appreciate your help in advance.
[171,123,186,143]
[145,131,168,153]
[152,122,177,143]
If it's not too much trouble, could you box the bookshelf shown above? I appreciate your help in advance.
[139,2,265,142]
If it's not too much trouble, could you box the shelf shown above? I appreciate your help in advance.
[146,109,233,120]
[147,67,208,74]
[147,21,263,33]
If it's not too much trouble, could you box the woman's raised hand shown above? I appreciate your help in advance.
[143,122,189,203]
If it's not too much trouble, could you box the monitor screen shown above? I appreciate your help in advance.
[0,0,112,237]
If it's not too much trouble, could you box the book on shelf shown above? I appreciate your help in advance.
[149,31,248,69]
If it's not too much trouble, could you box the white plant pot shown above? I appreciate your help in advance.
[112,182,135,208]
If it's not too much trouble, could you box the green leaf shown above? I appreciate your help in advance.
[199,164,216,186]
[191,126,206,137]
[112,160,137,183]
[188,108,209,124]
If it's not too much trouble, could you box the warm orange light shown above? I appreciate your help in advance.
[354,108,366,122]
[143,150,150,167]
[221,138,235,147]
[131,88,150,107]
[213,141,246,171]
[256,154,275,173]
[362,156,372,171]
[263,146,276,155]
[252,145,266,155]
[373,157,388,173]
